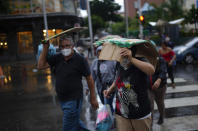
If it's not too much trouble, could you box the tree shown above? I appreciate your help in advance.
[90,0,123,22]
[110,17,139,37]
[161,0,184,21]
[110,22,125,35]
[84,15,106,37]
[146,0,184,21]
[0,0,10,14]
[83,0,123,37]
[184,4,198,32]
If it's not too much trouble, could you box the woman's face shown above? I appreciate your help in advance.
[161,43,167,49]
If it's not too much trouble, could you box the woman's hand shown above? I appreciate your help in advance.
[103,89,111,98]
[120,48,132,61]
[152,79,161,89]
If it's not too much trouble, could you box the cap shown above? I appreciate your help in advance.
[96,46,103,55]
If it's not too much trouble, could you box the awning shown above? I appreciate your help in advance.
[149,18,184,26]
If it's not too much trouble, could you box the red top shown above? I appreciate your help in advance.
[161,51,175,62]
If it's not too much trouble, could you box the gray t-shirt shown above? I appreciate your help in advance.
[91,59,117,93]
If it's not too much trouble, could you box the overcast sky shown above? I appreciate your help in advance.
[115,0,124,12]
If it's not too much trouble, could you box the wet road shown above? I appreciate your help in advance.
[0,61,198,131]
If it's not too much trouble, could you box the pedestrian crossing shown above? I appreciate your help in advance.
[153,77,198,131]
[83,77,198,131]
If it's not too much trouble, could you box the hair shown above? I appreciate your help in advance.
[59,36,74,46]
[161,40,168,47]
[130,46,137,57]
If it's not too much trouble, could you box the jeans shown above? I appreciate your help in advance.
[60,99,89,131]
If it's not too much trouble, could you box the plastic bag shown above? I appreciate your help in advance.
[96,104,113,131]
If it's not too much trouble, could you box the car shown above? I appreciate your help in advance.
[173,37,198,64]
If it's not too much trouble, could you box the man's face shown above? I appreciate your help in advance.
[59,39,73,50]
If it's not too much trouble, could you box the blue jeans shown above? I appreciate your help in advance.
[60,99,89,131]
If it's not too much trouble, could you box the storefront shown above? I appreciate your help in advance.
[0,0,82,62]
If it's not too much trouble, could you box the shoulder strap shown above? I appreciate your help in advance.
[97,60,103,84]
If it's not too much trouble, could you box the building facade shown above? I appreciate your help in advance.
[183,0,198,10]
[0,0,82,62]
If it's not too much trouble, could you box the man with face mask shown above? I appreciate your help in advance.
[38,36,99,131]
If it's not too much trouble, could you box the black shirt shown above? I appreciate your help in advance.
[115,57,151,119]
[47,52,90,101]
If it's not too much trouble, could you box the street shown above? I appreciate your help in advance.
[0,61,198,131]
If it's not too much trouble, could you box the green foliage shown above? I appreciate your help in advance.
[84,0,123,36]
[110,17,140,36]
[150,35,161,46]
[110,22,125,35]
[146,0,184,21]
[0,0,10,14]
[184,4,198,30]
[128,17,139,31]
[90,0,123,22]
[161,0,184,21]
[84,15,106,36]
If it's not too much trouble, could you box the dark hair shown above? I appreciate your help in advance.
[130,46,137,57]
[59,36,74,46]
[161,40,168,46]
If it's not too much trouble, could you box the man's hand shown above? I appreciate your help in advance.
[42,40,50,49]
[86,75,99,110]
[152,79,161,89]
[90,95,99,110]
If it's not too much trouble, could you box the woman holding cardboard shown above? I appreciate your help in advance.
[104,46,155,131]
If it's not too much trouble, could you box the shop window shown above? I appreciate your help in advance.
[0,34,8,56]
[17,31,33,54]
[43,29,63,46]
[9,0,77,15]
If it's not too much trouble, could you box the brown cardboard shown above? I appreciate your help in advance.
[99,42,158,68]
[99,43,121,62]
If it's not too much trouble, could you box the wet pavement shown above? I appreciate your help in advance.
[0,61,198,131]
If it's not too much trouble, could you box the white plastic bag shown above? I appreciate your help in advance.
[96,104,113,131]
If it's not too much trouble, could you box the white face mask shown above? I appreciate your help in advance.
[61,48,72,56]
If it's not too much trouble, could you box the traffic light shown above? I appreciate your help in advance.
[139,15,145,24]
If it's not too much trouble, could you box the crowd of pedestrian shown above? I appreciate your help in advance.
[37,31,177,131]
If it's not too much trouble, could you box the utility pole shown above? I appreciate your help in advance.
[86,0,94,57]
[42,0,49,38]
[30,0,33,14]
[124,0,129,38]
[138,0,143,39]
